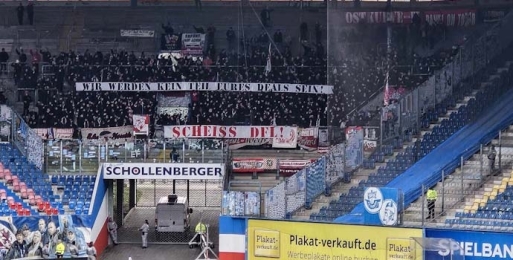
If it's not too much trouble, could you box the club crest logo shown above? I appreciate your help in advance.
[364,187,383,214]
[379,199,398,226]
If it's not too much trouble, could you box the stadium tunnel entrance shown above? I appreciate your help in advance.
[106,163,224,245]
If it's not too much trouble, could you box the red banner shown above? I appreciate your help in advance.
[164,125,298,139]
[343,10,475,26]
[344,11,417,24]
[297,128,318,151]
[232,158,277,173]
[278,159,315,175]
[384,85,407,106]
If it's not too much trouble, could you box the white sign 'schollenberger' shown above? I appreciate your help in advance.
[103,163,224,180]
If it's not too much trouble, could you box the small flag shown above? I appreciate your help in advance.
[265,43,272,76]
[384,70,390,106]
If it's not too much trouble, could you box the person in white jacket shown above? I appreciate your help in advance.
[107,217,118,245]
[86,242,97,260]
[139,220,149,249]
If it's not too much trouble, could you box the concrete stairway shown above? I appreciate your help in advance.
[59,8,85,52]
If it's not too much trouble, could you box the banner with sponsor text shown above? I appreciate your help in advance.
[343,10,476,26]
[133,115,150,135]
[80,126,134,144]
[232,158,277,173]
[181,33,205,56]
[75,82,333,94]
[120,29,155,38]
[33,128,73,140]
[102,163,224,180]
[425,228,513,260]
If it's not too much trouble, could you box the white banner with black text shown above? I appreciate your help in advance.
[102,163,224,180]
[33,128,74,140]
[181,33,205,56]
[120,29,155,38]
[75,82,333,94]
[80,126,134,144]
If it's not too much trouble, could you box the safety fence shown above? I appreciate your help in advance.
[407,128,513,227]
[0,105,46,170]
[222,141,363,219]
[43,138,227,175]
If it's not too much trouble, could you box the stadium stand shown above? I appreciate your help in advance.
[306,54,513,222]
[0,143,95,216]
[286,13,513,221]
[12,30,460,131]
[446,172,513,231]
[0,3,504,222]
[335,59,513,224]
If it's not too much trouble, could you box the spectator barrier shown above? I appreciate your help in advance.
[9,108,44,170]
[1,106,227,176]
[43,138,226,175]
[0,105,11,142]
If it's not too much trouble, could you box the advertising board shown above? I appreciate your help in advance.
[425,228,513,259]
[102,163,224,180]
[247,219,423,260]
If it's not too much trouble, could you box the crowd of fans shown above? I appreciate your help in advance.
[5,21,457,133]
[328,22,455,126]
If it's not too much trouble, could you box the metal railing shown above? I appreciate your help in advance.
[221,141,363,219]
[44,138,227,175]
[413,128,513,229]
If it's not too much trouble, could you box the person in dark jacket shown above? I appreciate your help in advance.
[170,147,180,163]
[6,230,28,259]
[27,2,34,25]
[16,4,24,25]
[260,7,272,27]
[0,48,8,74]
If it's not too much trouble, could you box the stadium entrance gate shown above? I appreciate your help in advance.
[108,163,224,245]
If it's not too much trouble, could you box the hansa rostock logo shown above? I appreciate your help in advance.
[364,187,383,214]
[253,229,280,258]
